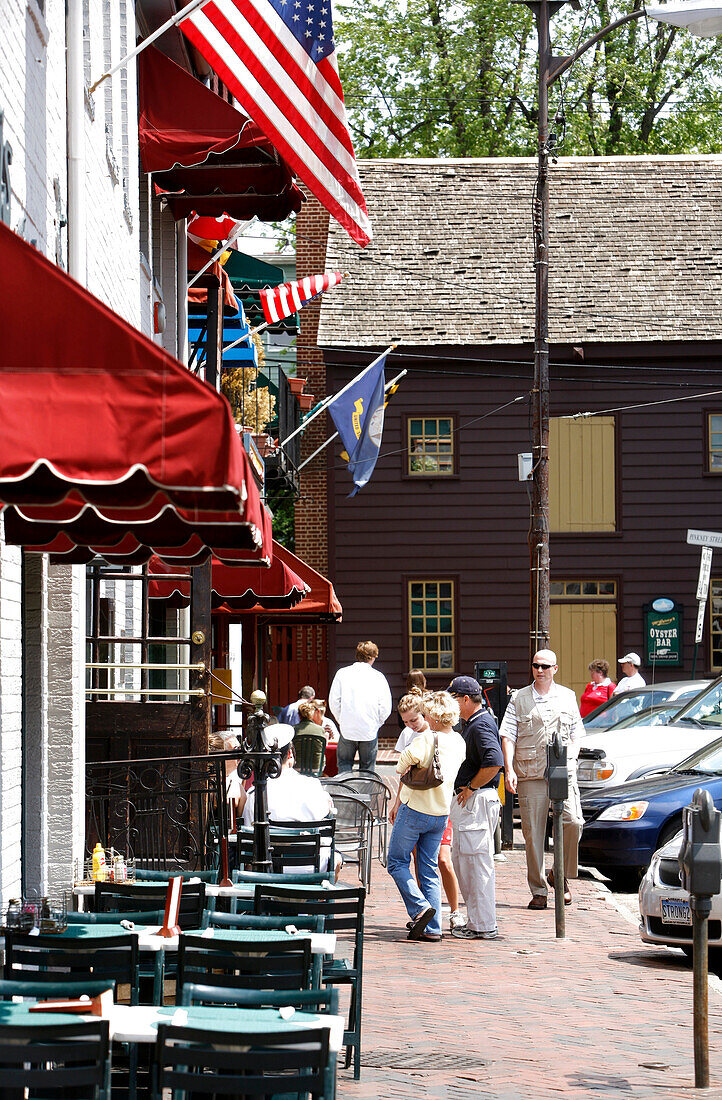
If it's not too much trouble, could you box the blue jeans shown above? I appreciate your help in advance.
[387,802,446,936]
[337,735,377,773]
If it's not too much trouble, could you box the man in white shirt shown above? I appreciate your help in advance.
[242,725,336,872]
[613,652,646,694]
[500,650,584,910]
[329,640,392,773]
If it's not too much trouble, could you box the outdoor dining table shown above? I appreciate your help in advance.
[6,922,336,1005]
[0,1001,342,1097]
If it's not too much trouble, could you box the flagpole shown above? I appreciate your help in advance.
[224,318,271,356]
[280,343,397,448]
[187,223,249,289]
[89,0,213,93]
[297,370,407,472]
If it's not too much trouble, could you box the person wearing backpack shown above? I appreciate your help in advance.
[387,691,466,942]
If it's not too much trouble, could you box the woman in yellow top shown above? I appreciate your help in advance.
[387,691,466,941]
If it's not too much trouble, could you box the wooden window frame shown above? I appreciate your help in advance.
[405,576,458,677]
[404,414,458,479]
[705,410,722,475]
[709,576,722,671]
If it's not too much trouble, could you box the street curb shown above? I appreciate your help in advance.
[587,866,722,1001]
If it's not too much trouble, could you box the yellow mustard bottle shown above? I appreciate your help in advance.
[92,842,106,882]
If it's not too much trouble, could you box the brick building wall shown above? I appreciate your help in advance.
[295,193,331,576]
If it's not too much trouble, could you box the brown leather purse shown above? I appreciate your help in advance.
[399,732,444,790]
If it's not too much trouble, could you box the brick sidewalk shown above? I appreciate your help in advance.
[336,845,722,1098]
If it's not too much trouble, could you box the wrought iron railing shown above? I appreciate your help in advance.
[85,753,232,872]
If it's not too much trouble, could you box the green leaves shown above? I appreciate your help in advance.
[336,0,722,157]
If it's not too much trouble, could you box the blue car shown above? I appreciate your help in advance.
[579,732,722,878]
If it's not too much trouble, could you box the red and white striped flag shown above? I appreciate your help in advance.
[260,271,343,323]
[180,0,372,248]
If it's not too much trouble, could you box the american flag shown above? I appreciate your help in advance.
[180,0,372,247]
[260,270,343,323]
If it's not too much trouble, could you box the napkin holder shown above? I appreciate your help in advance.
[29,988,113,1016]
[155,875,182,938]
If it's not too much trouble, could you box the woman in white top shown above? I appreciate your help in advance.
[387,691,466,942]
[394,692,430,753]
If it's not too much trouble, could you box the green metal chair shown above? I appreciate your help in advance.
[2,931,140,1005]
[255,884,366,1080]
[153,1022,331,1100]
[202,910,325,933]
[0,1019,111,1100]
[176,933,314,1002]
[180,981,339,1014]
[92,880,207,928]
[134,867,219,883]
[293,732,327,776]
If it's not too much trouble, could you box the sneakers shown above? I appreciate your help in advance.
[449,909,467,932]
[451,926,499,940]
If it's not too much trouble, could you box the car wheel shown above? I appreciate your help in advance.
[657,816,683,852]
[606,867,643,892]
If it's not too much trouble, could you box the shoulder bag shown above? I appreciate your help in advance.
[400,731,444,790]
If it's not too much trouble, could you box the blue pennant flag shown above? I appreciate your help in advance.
[328,354,388,496]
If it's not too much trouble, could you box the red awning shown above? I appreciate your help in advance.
[148,537,308,610]
[187,239,239,313]
[0,222,269,566]
[216,542,342,620]
[264,543,342,620]
[139,46,255,174]
[156,149,305,222]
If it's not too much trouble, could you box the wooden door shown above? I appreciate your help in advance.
[550,597,617,701]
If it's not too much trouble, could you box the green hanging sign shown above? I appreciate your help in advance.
[643,599,683,667]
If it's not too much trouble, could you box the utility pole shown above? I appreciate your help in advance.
[520,0,647,659]
[529,0,554,658]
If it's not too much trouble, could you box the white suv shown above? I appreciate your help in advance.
[576,680,712,792]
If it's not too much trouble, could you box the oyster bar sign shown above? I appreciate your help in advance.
[643,598,682,667]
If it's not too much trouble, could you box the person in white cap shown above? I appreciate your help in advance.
[613,653,646,695]
[242,724,337,873]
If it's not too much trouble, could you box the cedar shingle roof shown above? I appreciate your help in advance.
[316,156,722,347]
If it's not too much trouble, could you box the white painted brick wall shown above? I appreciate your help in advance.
[0,0,157,907]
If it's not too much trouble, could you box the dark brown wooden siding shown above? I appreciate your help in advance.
[323,341,722,734]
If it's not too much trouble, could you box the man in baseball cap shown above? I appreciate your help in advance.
[613,653,646,695]
[446,675,504,939]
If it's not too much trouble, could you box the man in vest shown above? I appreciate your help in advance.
[500,649,585,910]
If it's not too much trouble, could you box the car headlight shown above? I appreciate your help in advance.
[577,756,616,782]
[598,800,649,821]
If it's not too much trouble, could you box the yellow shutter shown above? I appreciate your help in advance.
[550,602,618,700]
[549,415,616,532]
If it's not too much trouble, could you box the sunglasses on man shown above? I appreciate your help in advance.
[532,662,554,670]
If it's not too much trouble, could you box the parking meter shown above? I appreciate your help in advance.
[679,788,721,903]
[546,734,569,802]
[547,732,568,938]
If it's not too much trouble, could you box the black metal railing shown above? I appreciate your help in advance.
[85,753,231,872]
[264,364,301,490]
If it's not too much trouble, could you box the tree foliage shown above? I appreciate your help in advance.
[336,0,722,157]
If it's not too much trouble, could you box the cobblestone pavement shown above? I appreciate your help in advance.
[336,845,722,1099]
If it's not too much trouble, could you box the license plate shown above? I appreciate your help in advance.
[661,898,692,925]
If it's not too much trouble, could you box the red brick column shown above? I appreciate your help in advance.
[295,193,330,575]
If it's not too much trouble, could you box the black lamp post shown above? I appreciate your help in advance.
[522,0,684,655]
[237,689,282,872]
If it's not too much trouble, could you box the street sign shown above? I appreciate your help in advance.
[688,529,722,548]
[696,600,707,646]
[697,547,713,602]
